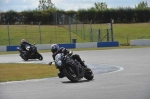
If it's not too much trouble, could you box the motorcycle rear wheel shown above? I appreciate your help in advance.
[37,54,43,60]
[84,68,94,80]
[23,57,28,61]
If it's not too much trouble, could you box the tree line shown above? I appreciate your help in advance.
[0,1,150,24]
[77,8,150,23]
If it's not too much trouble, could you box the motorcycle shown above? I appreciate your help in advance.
[50,51,94,82]
[18,43,43,61]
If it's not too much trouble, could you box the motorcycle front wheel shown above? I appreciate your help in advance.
[23,56,28,61]
[63,67,78,82]
[20,54,28,61]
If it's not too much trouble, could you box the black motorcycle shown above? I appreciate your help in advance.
[50,51,94,82]
[18,43,43,61]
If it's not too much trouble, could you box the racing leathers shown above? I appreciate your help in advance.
[52,47,86,78]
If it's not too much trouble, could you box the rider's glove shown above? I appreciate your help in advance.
[48,62,52,65]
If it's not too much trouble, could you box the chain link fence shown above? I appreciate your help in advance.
[0,12,112,46]
[52,12,113,42]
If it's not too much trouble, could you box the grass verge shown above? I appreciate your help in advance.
[0,63,58,82]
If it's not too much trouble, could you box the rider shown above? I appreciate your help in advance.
[19,39,31,56]
[50,44,88,78]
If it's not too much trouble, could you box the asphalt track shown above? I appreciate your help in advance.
[0,47,150,99]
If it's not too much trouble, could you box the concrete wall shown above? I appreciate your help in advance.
[130,39,150,46]
[0,46,6,52]
[76,42,97,48]
[0,41,119,52]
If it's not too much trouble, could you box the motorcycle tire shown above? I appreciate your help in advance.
[37,54,43,60]
[84,69,94,80]
[63,67,78,82]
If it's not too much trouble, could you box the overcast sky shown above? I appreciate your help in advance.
[0,0,150,12]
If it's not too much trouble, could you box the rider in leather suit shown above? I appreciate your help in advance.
[19,39,31,56]
[50,44,88,78]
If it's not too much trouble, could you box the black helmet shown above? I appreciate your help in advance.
[51,44,59,53]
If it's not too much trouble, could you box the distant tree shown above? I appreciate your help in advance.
[88,7,97,11]
[3,10,19,24]
[94,2,107,11]
[38,0,56,11]
[135,1,148,9]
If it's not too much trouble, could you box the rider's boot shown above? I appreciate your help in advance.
[79,60,91,72]
[58,72,65,78]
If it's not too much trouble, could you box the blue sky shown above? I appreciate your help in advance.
[0,0,150,12]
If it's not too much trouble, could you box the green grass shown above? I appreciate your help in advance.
[0,23,150,46]
[0,63,58,82]
[0,25,88,45]
[112,23,150,45]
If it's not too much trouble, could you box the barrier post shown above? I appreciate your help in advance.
[97,29,101,42]
[107,29,109,41]
[110,19,114,41]
[39,22,42,44]
[7,22,10,45]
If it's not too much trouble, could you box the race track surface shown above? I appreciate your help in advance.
[0,47,150,99]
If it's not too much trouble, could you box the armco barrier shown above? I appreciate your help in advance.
[0,41,119,52]
[0,46,6,52]
[97,41,119,47]
[130,39,150,46]
[58,43,76,49]
[7,46,20,51]
[76,42,97,48]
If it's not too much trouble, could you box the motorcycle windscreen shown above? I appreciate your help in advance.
[25,44,30,51]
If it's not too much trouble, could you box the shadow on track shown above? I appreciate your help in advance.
[61,79,95,84]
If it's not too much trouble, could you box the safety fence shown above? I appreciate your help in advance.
[0,12,113,46]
